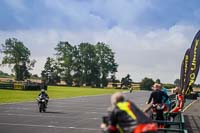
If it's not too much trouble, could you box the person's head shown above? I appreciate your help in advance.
[174,87,182,94]
[158,84,162,90]
[152,83,161,90]
[111,92,125,106]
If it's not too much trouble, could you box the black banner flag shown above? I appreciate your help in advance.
[183,30,200,95]
[180,48,190,90]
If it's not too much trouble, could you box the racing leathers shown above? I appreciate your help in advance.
[103,100,158,133]
[147,89,169,128]
[38,92,49,105]
[170,94,184,112]
[147,90,169,105]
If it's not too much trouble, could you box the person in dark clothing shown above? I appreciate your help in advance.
[38,89,49,98]
[146,83,169,128]
[170,87,184,121]
[37,89,49,106]
[147,83,169,104]
[101,92,158,133]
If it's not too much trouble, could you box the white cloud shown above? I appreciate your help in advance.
[0,24,198,83]
[4,0,27,11]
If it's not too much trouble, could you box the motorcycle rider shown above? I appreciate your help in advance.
[147,83,169,105]
[37,89,49,107]
[146,83,169,128]
[101,92,158,133]
[170,87,184,121]
[160,85,170,111]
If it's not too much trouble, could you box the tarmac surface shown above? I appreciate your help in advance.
[184,98,200,133]
[0,91,151,133]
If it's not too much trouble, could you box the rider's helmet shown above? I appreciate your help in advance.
[41,89,45,94]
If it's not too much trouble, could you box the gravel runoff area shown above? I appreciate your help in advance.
[0,91,152,133]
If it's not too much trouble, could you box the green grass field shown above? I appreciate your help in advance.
[0,86,125,103]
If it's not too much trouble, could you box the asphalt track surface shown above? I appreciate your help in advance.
[184,99,200,133]
[0,91,151,133]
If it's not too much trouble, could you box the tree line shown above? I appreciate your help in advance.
[0,38,118,87]
[41,41,118,87]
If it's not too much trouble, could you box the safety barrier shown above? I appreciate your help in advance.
[158,128,187,133]
[14,83,24,90]
[24,84,43,90]
[0,83,13,89]
[144,93,188,133]
[153,112,187,133]
[0,82,47,90]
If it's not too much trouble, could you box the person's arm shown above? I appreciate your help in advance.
[101,110,118,133]
[45,93,49,98]
[162,91,169,103]
[147,93,153,104]
[108,110,118,132]
[178,95,184,109]
[129,101,152,123]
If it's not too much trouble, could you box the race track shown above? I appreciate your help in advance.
[0,91,151,133]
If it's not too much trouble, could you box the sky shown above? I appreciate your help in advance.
[0,0,200,83]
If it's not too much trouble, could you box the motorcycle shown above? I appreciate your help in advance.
[168,99,180,122]
[151,103,169,128]
[37,96,48,113]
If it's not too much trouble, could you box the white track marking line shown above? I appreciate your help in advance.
[85,111,105,114]
[0,113,65,118]
[90,118,100,120]
[6,105,107,110]
[47,102,109,107]
[3,108,105,114]
[0,122,100,131]
[0,113,103,119]
[182,99,199,112]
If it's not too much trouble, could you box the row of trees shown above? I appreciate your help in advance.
[41,42,118,87]
[140,78,177,90]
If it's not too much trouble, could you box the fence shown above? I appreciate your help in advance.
[0,83,13,89]
[14,82,24,90]
[0,82,47,90]
[155,112,187,133]
[144,94,188,133]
